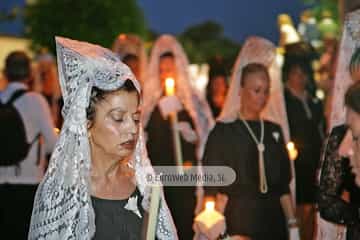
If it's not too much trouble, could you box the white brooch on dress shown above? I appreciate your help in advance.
[124,195,142,218]
[272,132,280,142]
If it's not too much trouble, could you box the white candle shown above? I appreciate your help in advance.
[146,185,161,240]
[165,77,184,174]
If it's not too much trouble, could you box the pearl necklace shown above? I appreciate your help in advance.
[240,117,268,194]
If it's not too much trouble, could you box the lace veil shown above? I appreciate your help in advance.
[28,37,177,240]
[142,34,214,159]
[112,34,148,85]
[329,9,360,129]
[218,36,289,139]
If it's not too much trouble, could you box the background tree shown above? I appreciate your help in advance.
[25,0,147,53]
[178,21,240,70]
[302,0,339,25]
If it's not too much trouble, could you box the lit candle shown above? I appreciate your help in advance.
[146,185,161,240]
[164,77,184,174]
[165,77,175,96]
[287,141,298,161]
[195,200,225,231]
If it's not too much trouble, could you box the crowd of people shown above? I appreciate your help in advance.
[1,8,360,240]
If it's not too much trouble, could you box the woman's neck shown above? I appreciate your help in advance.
[90,147,129,180]
[91,158,135,199]
[91,157,121,180]
[239,108,261,121]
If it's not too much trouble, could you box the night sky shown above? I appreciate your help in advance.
[1,0,311,44]
[137,0,310,44]
[0,0,26,36]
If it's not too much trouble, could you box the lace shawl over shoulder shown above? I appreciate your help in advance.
[318,125,360,239]
[318,126,359,225]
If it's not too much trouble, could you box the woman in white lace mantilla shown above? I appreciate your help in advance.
[28,37,178,240]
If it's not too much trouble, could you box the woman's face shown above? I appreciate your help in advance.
[159,56,177,89]
[211,76,227,108]
[240,72,270,115]
[88,90,140,160]
[211,76,227,95]
[346,108,360,186]
[287,65,308,90]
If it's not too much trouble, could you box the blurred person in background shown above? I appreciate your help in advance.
[0,51,57,239]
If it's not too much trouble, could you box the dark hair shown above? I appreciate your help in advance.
[206,72,228,96]
[345,81,360,114]
[160,51,174,60]
[240,63,270,87]
[206,71,228,117]
[86,79,139,124]
[4,51,31,82]
[122,54,139,64]
[349,47,360,76]
[209,66,227,82]
[282,57,309,81]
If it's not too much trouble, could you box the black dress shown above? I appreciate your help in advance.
[284,88,325,204]
[318,125,360,240]
[203,120,291,240]
[91,188,145,240]
[146,105,197,239]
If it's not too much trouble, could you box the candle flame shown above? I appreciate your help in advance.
[287,141,298,161]
[165,77,175,96]
[287,142,295,151]
[205,200,215,211]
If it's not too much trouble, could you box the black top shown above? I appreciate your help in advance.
[284,88,325,203]
[91,188,145,240]
[318,125,360,240]
[203,120,291,239]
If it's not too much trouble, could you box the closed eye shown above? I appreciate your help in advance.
[133,113,141,124]
[112,117,123,122]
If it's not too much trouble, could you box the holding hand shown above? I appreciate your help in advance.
[158,95,183,117]
[177,121,197,143]
[193,218,226,240]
